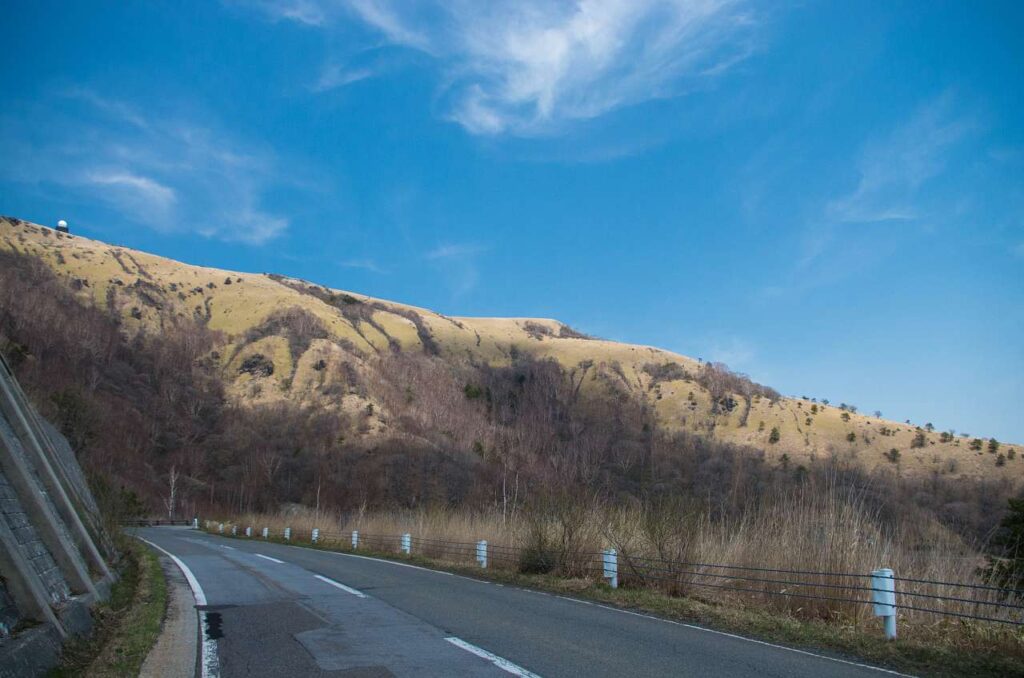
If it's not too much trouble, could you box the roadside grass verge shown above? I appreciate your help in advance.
[50,537,167,677]
[208,525,1023,678]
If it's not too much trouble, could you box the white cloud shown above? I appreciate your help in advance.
[346,0,435,52]
[313,64,376,92]
[238,0,328,26]
[706,336,755,370]
[340,258,387,273]
[0,91,290,244]
[83,170,177,215]
[827,95,974,224]
[252,0,759,136]
[424,242,485,260]
[423,241,485,296]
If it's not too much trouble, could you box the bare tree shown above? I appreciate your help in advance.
[164,465,179,521]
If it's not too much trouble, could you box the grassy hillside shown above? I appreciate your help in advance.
[1,215,1018,481]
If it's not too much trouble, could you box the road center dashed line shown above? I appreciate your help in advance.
[314,574,366,598]
[197,532,907,676]
[446,637,541,677]
[254,553,284,564]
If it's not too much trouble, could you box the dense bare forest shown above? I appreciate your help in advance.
[0,249,1016,553]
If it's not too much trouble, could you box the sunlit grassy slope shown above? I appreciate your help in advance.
[2,216,1018,479]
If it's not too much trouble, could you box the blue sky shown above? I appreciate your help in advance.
[2,1,1022,441]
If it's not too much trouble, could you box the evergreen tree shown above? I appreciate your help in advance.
[982,497,1024,593]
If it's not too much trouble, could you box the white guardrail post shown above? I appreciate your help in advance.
[312,528,320,544]
[871,568,897,640]
[352,530,359,549]
[401,533,411,554]
[262,527,269,539]
[602,548,618,588]
[476,540,488,568]
[245,526,252,537]
[284,527,291,541]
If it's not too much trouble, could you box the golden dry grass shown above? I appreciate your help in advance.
[222,488,1020,630]
[215,495,1024,670]
[2,215,1020,480]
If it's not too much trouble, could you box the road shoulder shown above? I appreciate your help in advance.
[140,552,198,678]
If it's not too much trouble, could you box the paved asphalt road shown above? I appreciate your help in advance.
[136,527,906,678]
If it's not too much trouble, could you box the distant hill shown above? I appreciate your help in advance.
[1,215,1018,482]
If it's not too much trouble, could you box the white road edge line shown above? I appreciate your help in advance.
[579,600,914,678]
[138,537,220,678]
[314,574,366,598]
[446,637,541,678]
[198,532,907,676]
[254,553,284,564]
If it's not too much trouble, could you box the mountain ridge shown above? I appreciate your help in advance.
[1,215,1018,481]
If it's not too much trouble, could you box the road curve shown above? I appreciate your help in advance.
[136,527,907,678]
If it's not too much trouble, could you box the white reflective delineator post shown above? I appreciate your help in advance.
[352,531,359,549]
[401,533,411,555]
[311,528,320,544]
[602,548,618,588]
[219,523,224,534]
[284,527,291,541]
[245,526,252,537]
[231,525,237,536]
[871,568,897,640]
[193,517,199,529]
[476,540,488,568]
[262,527,269,539]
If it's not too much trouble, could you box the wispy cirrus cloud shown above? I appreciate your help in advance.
[424,242,485,260]
[826,94,975,224]
[235,0,329,26]
[340,258,387,273]
[246,0,761,136]
[705,335,756,370]
[0,89,290,244]
[751,94,980,300]
[313,63,377,92]
[424,241,486,296]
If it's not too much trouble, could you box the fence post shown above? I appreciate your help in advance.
[284,527,291,541]
[401,533,411,555]
[602,548,618,589]
[352,530,359,549]
[312,528,320,544]
[262,527,269,539]
[219,523,224,534]
[871,568,897,640]
[477,540,488,568]
[245,526,252,537]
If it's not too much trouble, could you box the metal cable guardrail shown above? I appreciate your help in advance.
[204,520,1024,631]
[604,554,1024,610]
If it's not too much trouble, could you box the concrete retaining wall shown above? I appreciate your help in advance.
[0,354,113,677]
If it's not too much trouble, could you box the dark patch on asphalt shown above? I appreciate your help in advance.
[205,612,224,639]
[219,601,341,677]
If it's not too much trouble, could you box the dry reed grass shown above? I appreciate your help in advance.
[213,484,1022,656]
